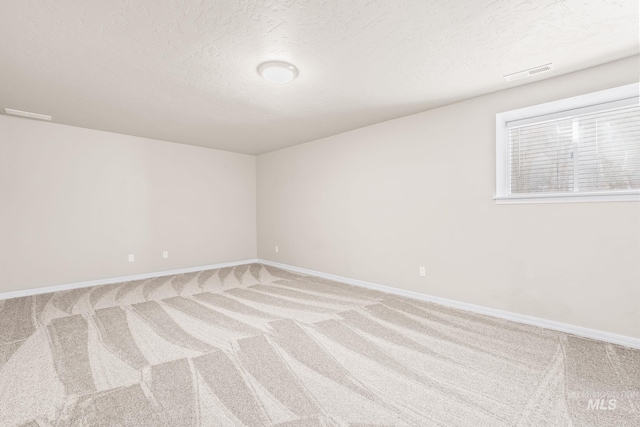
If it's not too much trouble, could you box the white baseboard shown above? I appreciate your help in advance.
[259,259,640,350]
[0,258,259,301]
[2,257,637,350]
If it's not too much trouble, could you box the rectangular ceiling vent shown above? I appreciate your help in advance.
[4,108,52,121]
[504,63,554,82]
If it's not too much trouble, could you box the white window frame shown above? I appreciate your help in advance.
[495,83,640,204]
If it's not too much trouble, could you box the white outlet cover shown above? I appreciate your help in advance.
[128,254,135,262]
[275,246,279,253]
[419,266,426,277]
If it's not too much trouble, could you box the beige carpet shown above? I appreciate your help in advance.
[0,263,638,426]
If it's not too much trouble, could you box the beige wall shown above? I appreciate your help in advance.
[0,116,256,292]
[257,56,640,339]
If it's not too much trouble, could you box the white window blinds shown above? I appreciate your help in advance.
[508,104,640,195]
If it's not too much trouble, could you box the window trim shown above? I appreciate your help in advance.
[495,83,640,204]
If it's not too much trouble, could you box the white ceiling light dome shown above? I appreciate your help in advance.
[257,61,298,85]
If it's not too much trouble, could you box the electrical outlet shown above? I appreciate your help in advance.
[128,254,135,263]
[162,251,168,259]
[275,246,279,253]
[419,266,426,277]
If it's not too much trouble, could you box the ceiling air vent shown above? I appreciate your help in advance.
[504,63,554,82]
[4,108,52,121]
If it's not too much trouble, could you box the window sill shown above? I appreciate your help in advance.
[494,191,640,204]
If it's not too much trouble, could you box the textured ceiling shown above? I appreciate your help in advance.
[0,0,637,155]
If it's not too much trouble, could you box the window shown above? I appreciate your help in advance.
[495,84,640,203]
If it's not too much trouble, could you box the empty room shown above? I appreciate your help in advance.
[0,1,638,426]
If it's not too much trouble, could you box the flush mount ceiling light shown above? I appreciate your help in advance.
[257,61,298,85]
[4,108,52,121]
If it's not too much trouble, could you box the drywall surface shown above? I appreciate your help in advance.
[1,1,637,154]
[0,116,256,292]
[257,56,640,339]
